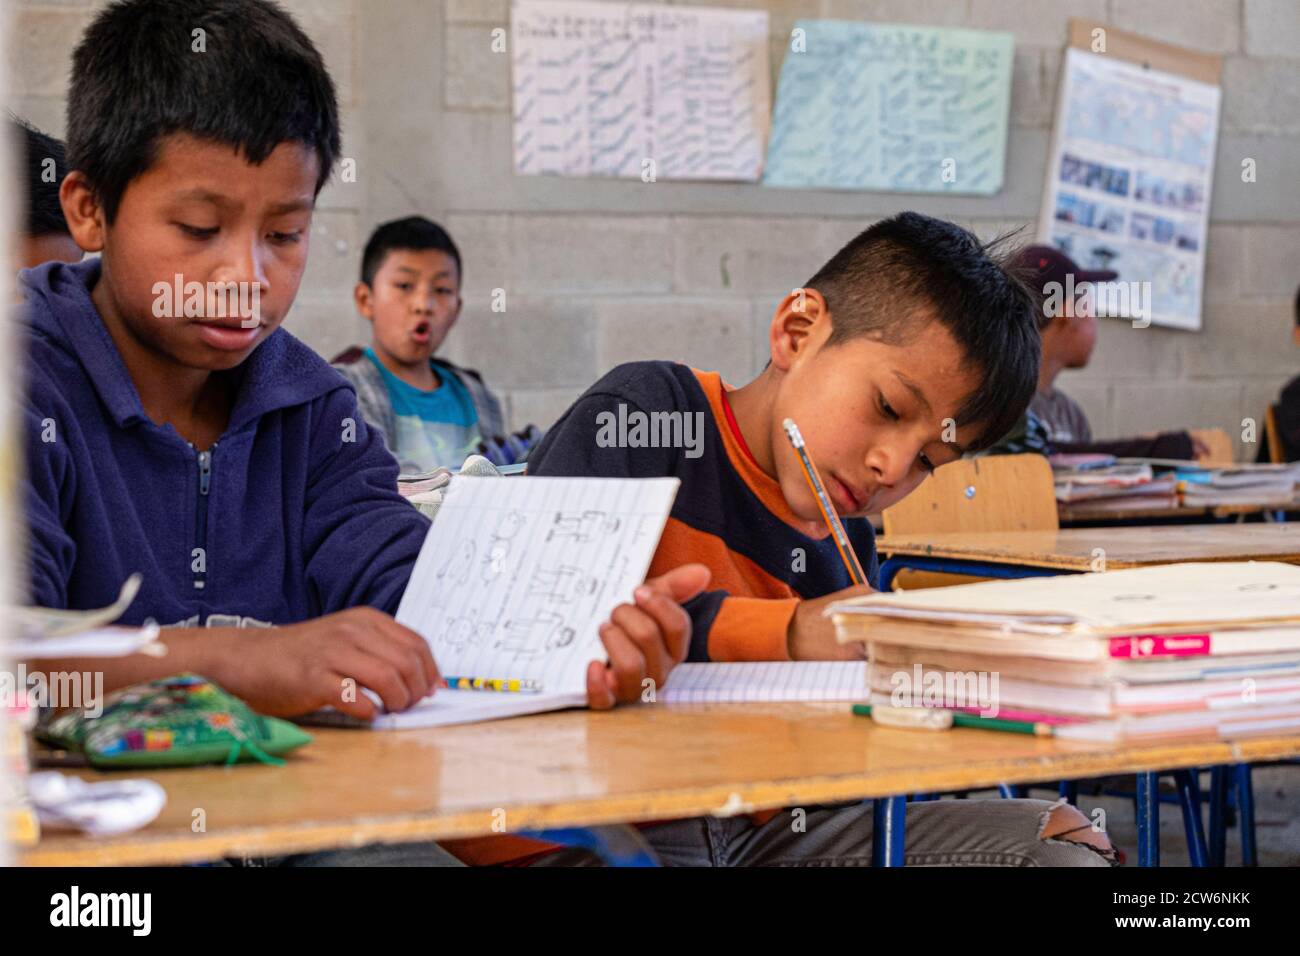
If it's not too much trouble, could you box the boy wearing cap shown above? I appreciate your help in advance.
[992,245,1201,459]
[1260,284,1300,462]
[1019,245,1113,444]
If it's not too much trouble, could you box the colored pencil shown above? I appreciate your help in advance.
[441,677,543,693]
[852,704,1055,736]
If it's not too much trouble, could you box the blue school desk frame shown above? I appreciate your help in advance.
[874,551,1261,867]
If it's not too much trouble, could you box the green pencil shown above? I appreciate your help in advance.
[852,704,1056,737]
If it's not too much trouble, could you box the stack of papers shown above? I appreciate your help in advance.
[831,563,1300,742]
[1178,464,1300,507]
[1053,464,1179,510]
[1049,453,1117,471]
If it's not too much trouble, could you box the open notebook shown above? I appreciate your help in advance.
[660,662,867,703]
[356,661,869,727]
[367,475,680,729]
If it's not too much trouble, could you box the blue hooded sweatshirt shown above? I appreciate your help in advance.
[20,258,430,627]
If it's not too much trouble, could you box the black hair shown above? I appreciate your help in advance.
[10,115,71,238]
[360,217,463,287]
[66,0,340,223]
[808,212,1039,452]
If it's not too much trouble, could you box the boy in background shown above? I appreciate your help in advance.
[333,216,538,473]
[10,116,81,274]
[1261,284,1300,462]
[22,0,706,866]
[529,213,1116,866]
[995,245,1202,459]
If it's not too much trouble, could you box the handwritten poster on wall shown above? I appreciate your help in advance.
[510,0,771,182]
[764,21,1013,195]
[1038,48,1221,332]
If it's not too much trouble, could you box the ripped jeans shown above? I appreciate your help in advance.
[532,798,1118,867]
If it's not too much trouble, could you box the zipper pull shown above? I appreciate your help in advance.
[198,449,212,495]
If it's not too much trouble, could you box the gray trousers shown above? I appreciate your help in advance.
[532,798,1117,867]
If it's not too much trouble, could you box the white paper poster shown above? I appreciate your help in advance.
[510,0,770,182]
[1038,48,1221,331]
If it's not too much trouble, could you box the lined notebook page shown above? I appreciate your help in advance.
[396,475,680,697]
[661,662,868,703]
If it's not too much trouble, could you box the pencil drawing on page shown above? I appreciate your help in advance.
[394,476,681,693]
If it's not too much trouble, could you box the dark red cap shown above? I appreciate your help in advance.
[1013,244,1118,287]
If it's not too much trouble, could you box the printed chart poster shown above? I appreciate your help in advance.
[764,21,1013,195]
[510,0,770,182]
[1038,48,1221,331]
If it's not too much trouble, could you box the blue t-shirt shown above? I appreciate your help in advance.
[365,347,483,474]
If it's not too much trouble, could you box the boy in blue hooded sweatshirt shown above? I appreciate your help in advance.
[21,0,705,765]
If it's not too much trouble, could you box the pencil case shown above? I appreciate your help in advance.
[37,673,311,768]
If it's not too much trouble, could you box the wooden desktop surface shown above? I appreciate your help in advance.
[19,702,1300,866]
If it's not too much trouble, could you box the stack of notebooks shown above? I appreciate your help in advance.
[1177,463,1300,508]
[830,562,1300,742]
[1052,463,1178,511]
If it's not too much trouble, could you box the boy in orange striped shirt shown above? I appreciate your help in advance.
[526,213,1117,867]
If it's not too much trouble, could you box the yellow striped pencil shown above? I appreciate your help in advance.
[782,418,869,586]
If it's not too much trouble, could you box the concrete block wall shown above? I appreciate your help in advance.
[8,0,1300,456]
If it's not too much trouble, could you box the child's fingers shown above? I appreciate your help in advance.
[630,588,693,666]
[585,660,616,710]
[641,563,711,604]
[599,620,649,703]
[609,602,672,687]
[368,612,441,686]
[350,626,434,705]
[614,599,679,688]
[335,653,413,714]
[324,673,380,721]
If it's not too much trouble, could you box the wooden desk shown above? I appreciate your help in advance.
[1059,500,1295,524]
[19,703,1300,866]
[878,524,1300,577]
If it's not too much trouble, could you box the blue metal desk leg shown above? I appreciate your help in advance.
[1059,780,1079,804]
[873,796,908,867]
[1235,764,1257,867]
[1136,772,1160,867]
[1172,769,1208,867]
[1208,766,1229,867]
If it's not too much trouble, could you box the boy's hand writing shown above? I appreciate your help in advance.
[787,585,873,661]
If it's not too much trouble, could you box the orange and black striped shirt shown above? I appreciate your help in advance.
[528,361,880,659]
